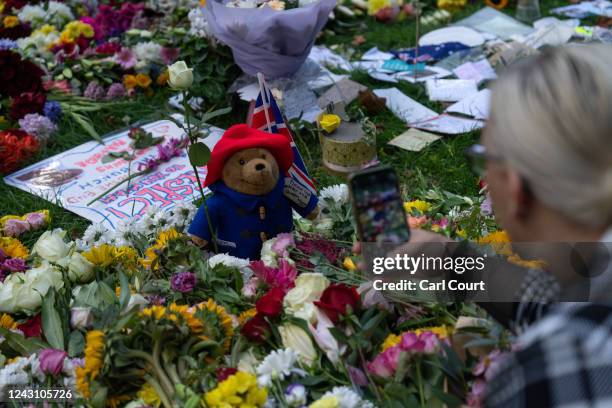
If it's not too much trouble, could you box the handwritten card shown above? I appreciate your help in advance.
[5,118,223,230]
[388,128,442,151]
[425,79,478,102]
[453,59,497,84]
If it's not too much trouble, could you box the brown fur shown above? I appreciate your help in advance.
[221,148,280,196]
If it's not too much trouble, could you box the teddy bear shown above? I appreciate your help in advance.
[188,124,319,260]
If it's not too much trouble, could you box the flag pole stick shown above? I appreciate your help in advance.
[257,72,273,133]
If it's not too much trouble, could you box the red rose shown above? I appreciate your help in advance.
[10,92,46,120]
[255,287,285,318]
[314,284,361,323]
[17,314,42,338]
[216,367,238,382]
[241,314,270,343]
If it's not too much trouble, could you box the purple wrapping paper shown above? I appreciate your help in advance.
[205,0,336,78]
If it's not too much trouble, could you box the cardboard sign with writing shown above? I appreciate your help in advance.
[5,119,223,230]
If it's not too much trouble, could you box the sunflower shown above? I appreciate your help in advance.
[404,200,432,214]
[0,237,29,259]
[193,299,235,352]
[76,330,106,399]
[141,305,167,320]
[137,383,161,407]
[82,244,116,267]
[238,308,257,326]
[140,228,182,270]
[0,313,17,330]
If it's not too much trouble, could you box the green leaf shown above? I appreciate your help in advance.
[0,327,48,355]
[199,106,232,125]
[62,68,72,79]
[71,111,103,143]
[68,330,85,357]
[188,142,211,167]
[42,290,65,350]
[119,272,131,311]
[430,386,464,408]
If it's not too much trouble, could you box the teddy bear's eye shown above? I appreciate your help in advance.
[261,154,266,159]
[239,159,245,165]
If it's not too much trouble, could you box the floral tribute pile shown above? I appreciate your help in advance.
[0,183,523,408]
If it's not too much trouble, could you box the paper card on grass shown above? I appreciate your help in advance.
[453,59,497,84]
[283,83,323,122]
[368,71,399,83]
[317,78,367,108]
[425,79,478,102]
[373,88,438,124]
[388,128,442,152]
[308,45,353,72]
[445,89,491,120]
[411,114,484,135]
[395,66,452,83]
[5,118,223,230]
[362,47,395,61]
[381,60,425,73]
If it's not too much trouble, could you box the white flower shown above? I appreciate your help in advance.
[0,356,31,399]
[285,384,307,407]
[32,228,70,262]
[256,348,304,387]
[319,184,349,206]
[17,5,46,27]
[308,309,345,366]
[70,307,93,330]
[168,61,194,90]
[279,324,317,366]
[260,238,278,267]
[188,8,210,38]
[321,386,375,408]
[134,41,163,64]
[170,202,196,228]
[283,273,330,322]
[237,349,260,374]
[65,252,95,283]
[47,1,74,26]
[208,253,250,270]
[81,223,112,247]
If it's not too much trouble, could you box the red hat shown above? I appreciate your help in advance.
[204,124,294,186]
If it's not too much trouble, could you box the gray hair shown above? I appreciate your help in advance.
[488,44,612,228]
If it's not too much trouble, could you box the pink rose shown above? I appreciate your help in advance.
[25,212,46,229]
[3,218,30,237]
[39,348,68,376]
[367,346,402,378]
[399,332,425,353]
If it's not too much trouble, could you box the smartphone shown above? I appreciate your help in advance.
[349,166,411,243]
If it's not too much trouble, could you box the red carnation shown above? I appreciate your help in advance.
[255,287,285,318]
[10,92,46,120]
[314,284,361,323]
[0,129,39,175]
[17,314,42,338]
[216,367,238,382]
[241,314,271,343]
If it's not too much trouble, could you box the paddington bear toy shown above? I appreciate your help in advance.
[188,124,319,260]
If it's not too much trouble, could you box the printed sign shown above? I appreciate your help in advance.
[4,119,223,230]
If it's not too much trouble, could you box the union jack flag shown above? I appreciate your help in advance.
[250,80,317,195]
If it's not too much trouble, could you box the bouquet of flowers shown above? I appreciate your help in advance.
[205,0,336,77]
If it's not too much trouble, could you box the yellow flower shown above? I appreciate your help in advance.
[107,395,130,408]
[381,326,453,351]
[76,330,106,399]
[200,0,207,5]
[0,2,5,14]
[61,21,94,41]
[381,333,401,351]
[343,257,356,271]
[0,237,29,259]
[140,228,182,270]
[456,228,467,239]
[136,73,152,88]
[3,16,19,28]
[404,200,432,214]
[205,372,267,408]
[368,0,391,15]
[193,299,235,351]
[0,313,17,330]
[123,74,138,90]
[141,305,167,320]
[137,383,161,408]
[478,230,512,256]
[238,308,257,325]
[507,254,548,270]
[319,114,341,133]
[310,396,340,408]
[82,244,116,268]
[36,24,57,35]
[156,70,169,86]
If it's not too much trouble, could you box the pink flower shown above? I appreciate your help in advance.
[39,348,68,376]
[348,365,369,387]
[466,379,486,408]
[473,350,508,381]
[367,346,402,378]
[271,233,295,258]
[3,218,30,237]
[161,47,180,65]
[399,332,425,353]
[249,259,296,292]
[419,331,441,353]
[242,276,260,298]
[115,47,136,70]
[25,212,46,229]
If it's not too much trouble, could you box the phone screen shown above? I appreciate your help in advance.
[350,166,410,243]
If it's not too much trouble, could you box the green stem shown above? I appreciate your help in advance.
[145,374,174,408]
[415,359,425,408]
[153,337,176,400]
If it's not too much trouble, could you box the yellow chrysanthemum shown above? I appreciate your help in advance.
[343,257,356,271]
[141,305,167,320]
[205,372,267,408]
[404,200,432,214]
[136,73,152,88]
[76,330,105,399]
[368,0,391,15]
[82,244,116,267]
[381,333,401,351]
[156,228,181,246]
[238,308,257,325]
[0,313,17,330]
[140,228,182,270]
[61,21,94,41]
[137,383,161,408]
[478,230,512,255]
[35,24,57,35]
[0,237,29,259]
[3,16,19,28]
[310,396,340,408]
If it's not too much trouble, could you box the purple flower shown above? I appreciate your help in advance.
[105,83,126,100]
[161,47,180,65]
[480,193,493,216]
[84,81,105,100]
[0,39,18,50]
[145,294,166,305]
[3,218,30,237]
[43,101,62,123]
[170,272,197,293]
[347,365,369,387]
[25,212,46,229]
[39,349,68,376]
[114,47,136,69]
[18,113,57,142]
[0,248,6,263]
[2,258,28,273]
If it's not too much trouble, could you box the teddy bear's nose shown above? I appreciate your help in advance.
[255,163,266,171]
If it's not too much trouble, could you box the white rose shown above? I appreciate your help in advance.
[279,324,317,366]
[4,262,64,313]
[168,61,193,90]
[70,307,93,330]
[260,239,278,267]
[32,229,70,262]
[66,253,95,283]
[0,277,20,313]
[283,273,330,316]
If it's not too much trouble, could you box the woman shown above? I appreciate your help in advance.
[394,44,612,406]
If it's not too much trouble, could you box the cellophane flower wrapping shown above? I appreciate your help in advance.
[205,0,336,78]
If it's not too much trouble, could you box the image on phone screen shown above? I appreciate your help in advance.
[350,167,410,243]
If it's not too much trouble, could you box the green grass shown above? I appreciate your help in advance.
[1,1,563,236]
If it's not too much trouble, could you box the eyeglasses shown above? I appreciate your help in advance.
[465,144,504,176]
